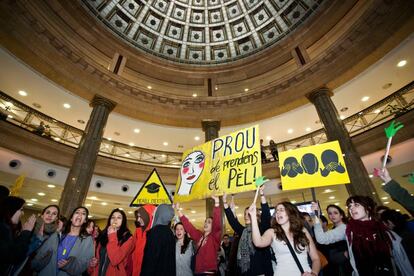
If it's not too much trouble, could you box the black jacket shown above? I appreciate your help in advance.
[0,221,32,275]
[224,203,273,276]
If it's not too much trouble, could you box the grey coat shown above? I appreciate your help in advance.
[32,232,94,276]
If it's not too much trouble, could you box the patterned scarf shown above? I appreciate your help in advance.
[237,225,255,273]
[346,219,393,261]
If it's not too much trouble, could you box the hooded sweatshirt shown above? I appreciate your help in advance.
[130,205,156,276]
[141,204,176,276]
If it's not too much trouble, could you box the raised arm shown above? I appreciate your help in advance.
[176,203,203,242]
[223,193,245,235]
[248,203,274,248]
[211,195,222,243]
[259,186,271,232]
[311,202,346,244]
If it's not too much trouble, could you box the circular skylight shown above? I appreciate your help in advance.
[82,0,324,65]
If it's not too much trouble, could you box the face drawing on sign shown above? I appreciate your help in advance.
[281,157,303,177]
[301,153,319,175]
[320,149,346,177]
[177,151,205,195]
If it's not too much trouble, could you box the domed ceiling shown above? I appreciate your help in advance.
[82,0,325,64]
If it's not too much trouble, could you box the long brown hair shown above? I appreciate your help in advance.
[272,202,309,253]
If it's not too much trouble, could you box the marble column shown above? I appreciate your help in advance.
[201,120,222,218]
[307,87,380,204]
[59,95,116,217]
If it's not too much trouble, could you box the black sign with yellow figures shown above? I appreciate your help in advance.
[130,169,173,206]
[279,141,350,190]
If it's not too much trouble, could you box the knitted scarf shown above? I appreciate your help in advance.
[345,219,393,261]
[237,225,255,273]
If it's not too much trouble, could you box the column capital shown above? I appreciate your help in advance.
[90,95,116,111]
[201,119,221,132]
[306,87,333,103]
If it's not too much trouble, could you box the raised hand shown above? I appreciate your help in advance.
[22,214,36,231]
[248,203,257,217]
[211,195,220,206]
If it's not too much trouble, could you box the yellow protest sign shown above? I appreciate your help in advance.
[130,169,173,206]
[174,125,262,202]
[279,141,350,191]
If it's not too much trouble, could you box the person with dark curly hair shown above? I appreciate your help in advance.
[249,201,320,276]
[89,208,134,276]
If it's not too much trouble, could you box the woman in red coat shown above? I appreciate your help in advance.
[176,195,222,275]
[89,208,135,276]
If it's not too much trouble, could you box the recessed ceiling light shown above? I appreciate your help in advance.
[47,184,56,188]
[287,129,293,134]
[38,192,45,196]
[31,198,38,202]
[215,86,218,90]
[383,201,389,204]
[161,154,166,158]
[397,60,407,67]
[128,211,133,214]
[340,115,345,120]
[381,197,388,200]
[85,203,92,207]
[101,202,108,206]
[125,153,130,157]
[235,206,239,209]
[133,128,140,133]
[194,136,200,141]
[323,189,333,193]
[291,200,297,204]
[7,115,13,119]
[129,142,135,146]
[88,196,98,200]
[244,88,249,92]
[27,203,33,206]
[305,127,312,132]
[63,103,71,109]
[334,202,340,206]
[237,213,242,217]
[163,142,168,146]
[191,219,196,222]
[374,109,381,114]
[369,174,373,178]
[192,93,197,97]
[104,145,109,148]
[396,209,400,212]
[119,207,124,210]
[191,210,196,214]
[88,215,93,218]
[51,199,58,202]
[107,137,112,141]
[147,86,152,89]
[381,182,386,186]
[54,137,61,141]
[361,96,369,102]
[266,136,271,140]
[329,196,335,199]
[18,90,27,96]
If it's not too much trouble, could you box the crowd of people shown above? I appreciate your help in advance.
[0,168,413,276]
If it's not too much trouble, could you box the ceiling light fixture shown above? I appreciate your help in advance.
[85,203,92,207]
[63,103,71,109]
[191,210,196,214]
[192,93,197,97]
[51,199,58,202]
[397,60,407,67]
[31,198,38,202]
[129,142,135,146]
[383,201,390,204]
[266,136,271,140]
[147,86,152,89]
[361,96,369,102]
[287,129,293,134]
[340,115,345,120]
[88,196,98,200]
[18,90,28,96]
[133,128,140,133]
[27,203,33,206]
[38,192,45,196]
[305,127,312,132]
[54,137,61,141]
[163,142,168,146]
[374,109,381,114]
[107,137,112,141]
[329,196,335,200]
[381,197,388,200]
[369,174,373,178]
[291,200,297,204]
[101,202,108,206]
[194,136,200,141]
[7,115,13,119]
[334,202,340,206]
[244,88,249,92]
[47,184,56,188]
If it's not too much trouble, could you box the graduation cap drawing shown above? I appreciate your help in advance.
[145,182,160,194]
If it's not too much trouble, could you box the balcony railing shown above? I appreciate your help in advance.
[1,81,413,167]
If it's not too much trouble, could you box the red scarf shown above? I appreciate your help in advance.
[346,219,393,260]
